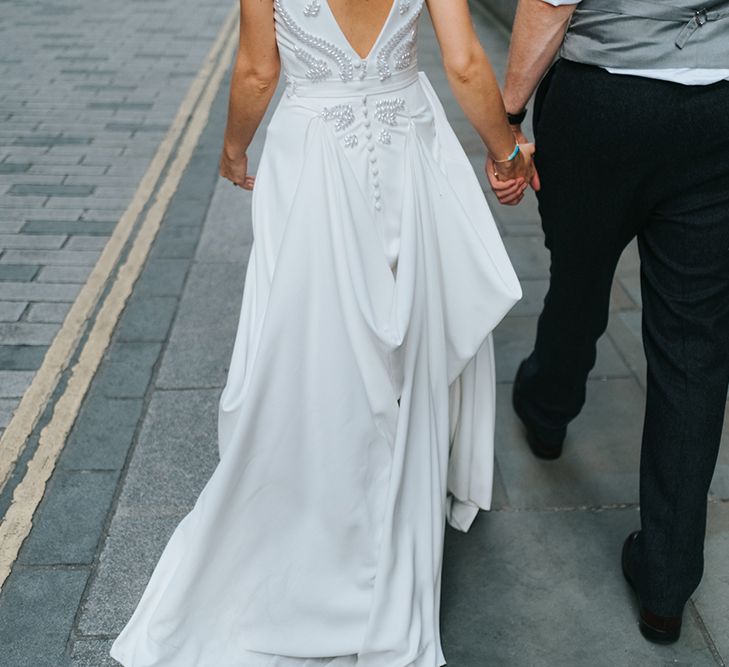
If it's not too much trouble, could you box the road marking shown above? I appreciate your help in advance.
[0,3,238,494]
[0,6,239,589]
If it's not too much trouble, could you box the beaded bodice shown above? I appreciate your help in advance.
[273,0,423,88]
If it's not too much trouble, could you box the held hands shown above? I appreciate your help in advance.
[486,129,540,206]
[219,147,255,190]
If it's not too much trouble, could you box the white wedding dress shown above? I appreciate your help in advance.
[111,1,521,665]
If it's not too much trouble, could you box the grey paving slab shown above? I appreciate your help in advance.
[0,300,27,322]
[78,513,184,637]
[37,264,93,283]
[27,165,107,177]
[618,273,642,308]
[18,469,119,565]
[0,263,38,281]
[26,301,72,323]
[610,280,639,311]
[0,369,35,397]
[441,509,717,667]
[23,210,100,223]
[0,221,24,233]
[0,163,31,174]
[171,155,226,207]
[195,181,254,263]
[493,315,631,384]
[693,502,729,662]
[0,567,87,667]
[148,223,202,259]
[92,342,162,400]
[45,196,131,211]
[0,248,100,266]
[498,221,542,237]
[133,258,189,298]
[0,398,17,429]
[155,262,245,390]
[0,344,47,371]
[502,235,551,279]
[490,460,510,511]
[21,219,115,236]
[60,396,144,471]
[115,388,219,517]
[0,195,48,209]
[0,232,67,248]
[616,240,641,277]
[115,295,178,342]
[495,379,644,509]
[64,235,110,251]
[7,183,95,197]
[0,321,59,345]
[71,638,117,667]
[613,310,642,350]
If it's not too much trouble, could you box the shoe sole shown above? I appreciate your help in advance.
[638,621,681,645]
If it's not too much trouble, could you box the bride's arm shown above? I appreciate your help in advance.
[426,0,535,201]
[220,0,281,190]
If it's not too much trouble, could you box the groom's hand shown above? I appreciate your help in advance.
[511,125,541,192]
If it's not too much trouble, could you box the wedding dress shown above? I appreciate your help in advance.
[110,1,521,665]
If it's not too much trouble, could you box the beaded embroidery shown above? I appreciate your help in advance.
[294,47,332,81]
[378,129,392,145]
[303,0,320,17]
[275,0,354,82]
[375,98,405,126]
[376,0,423,81]
[322,104,356,131]
[392,28,416,71]
[399,0,410,14]
[343,134,358,148]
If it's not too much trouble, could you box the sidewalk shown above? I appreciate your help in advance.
[0,0,233,439]
[0,3,727,666]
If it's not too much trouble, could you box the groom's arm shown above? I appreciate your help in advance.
[502,0,578,119]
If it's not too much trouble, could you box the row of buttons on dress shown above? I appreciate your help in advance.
[321,96,407,212]
[362,96,383,211]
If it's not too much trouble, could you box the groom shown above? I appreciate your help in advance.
[489,0,729,645]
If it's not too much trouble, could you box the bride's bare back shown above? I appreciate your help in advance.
[327,0,395,59]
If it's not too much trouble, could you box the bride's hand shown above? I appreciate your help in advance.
[487,143,541,206]
[220,148,255,190]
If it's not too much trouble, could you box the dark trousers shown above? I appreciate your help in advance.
[518,59,729,615]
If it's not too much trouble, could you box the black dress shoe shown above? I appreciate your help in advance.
[622,531,683,645]
[512,361,565,460]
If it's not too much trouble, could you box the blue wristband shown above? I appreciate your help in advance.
[494,143,520,163]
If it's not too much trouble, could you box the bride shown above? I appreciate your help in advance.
[111,0,535,665]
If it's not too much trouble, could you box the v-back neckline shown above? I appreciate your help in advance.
[323,0,397,61]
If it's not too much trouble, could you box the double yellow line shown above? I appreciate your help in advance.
[0,3,239,590]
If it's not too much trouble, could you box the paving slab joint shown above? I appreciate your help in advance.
[688,600,727,666]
